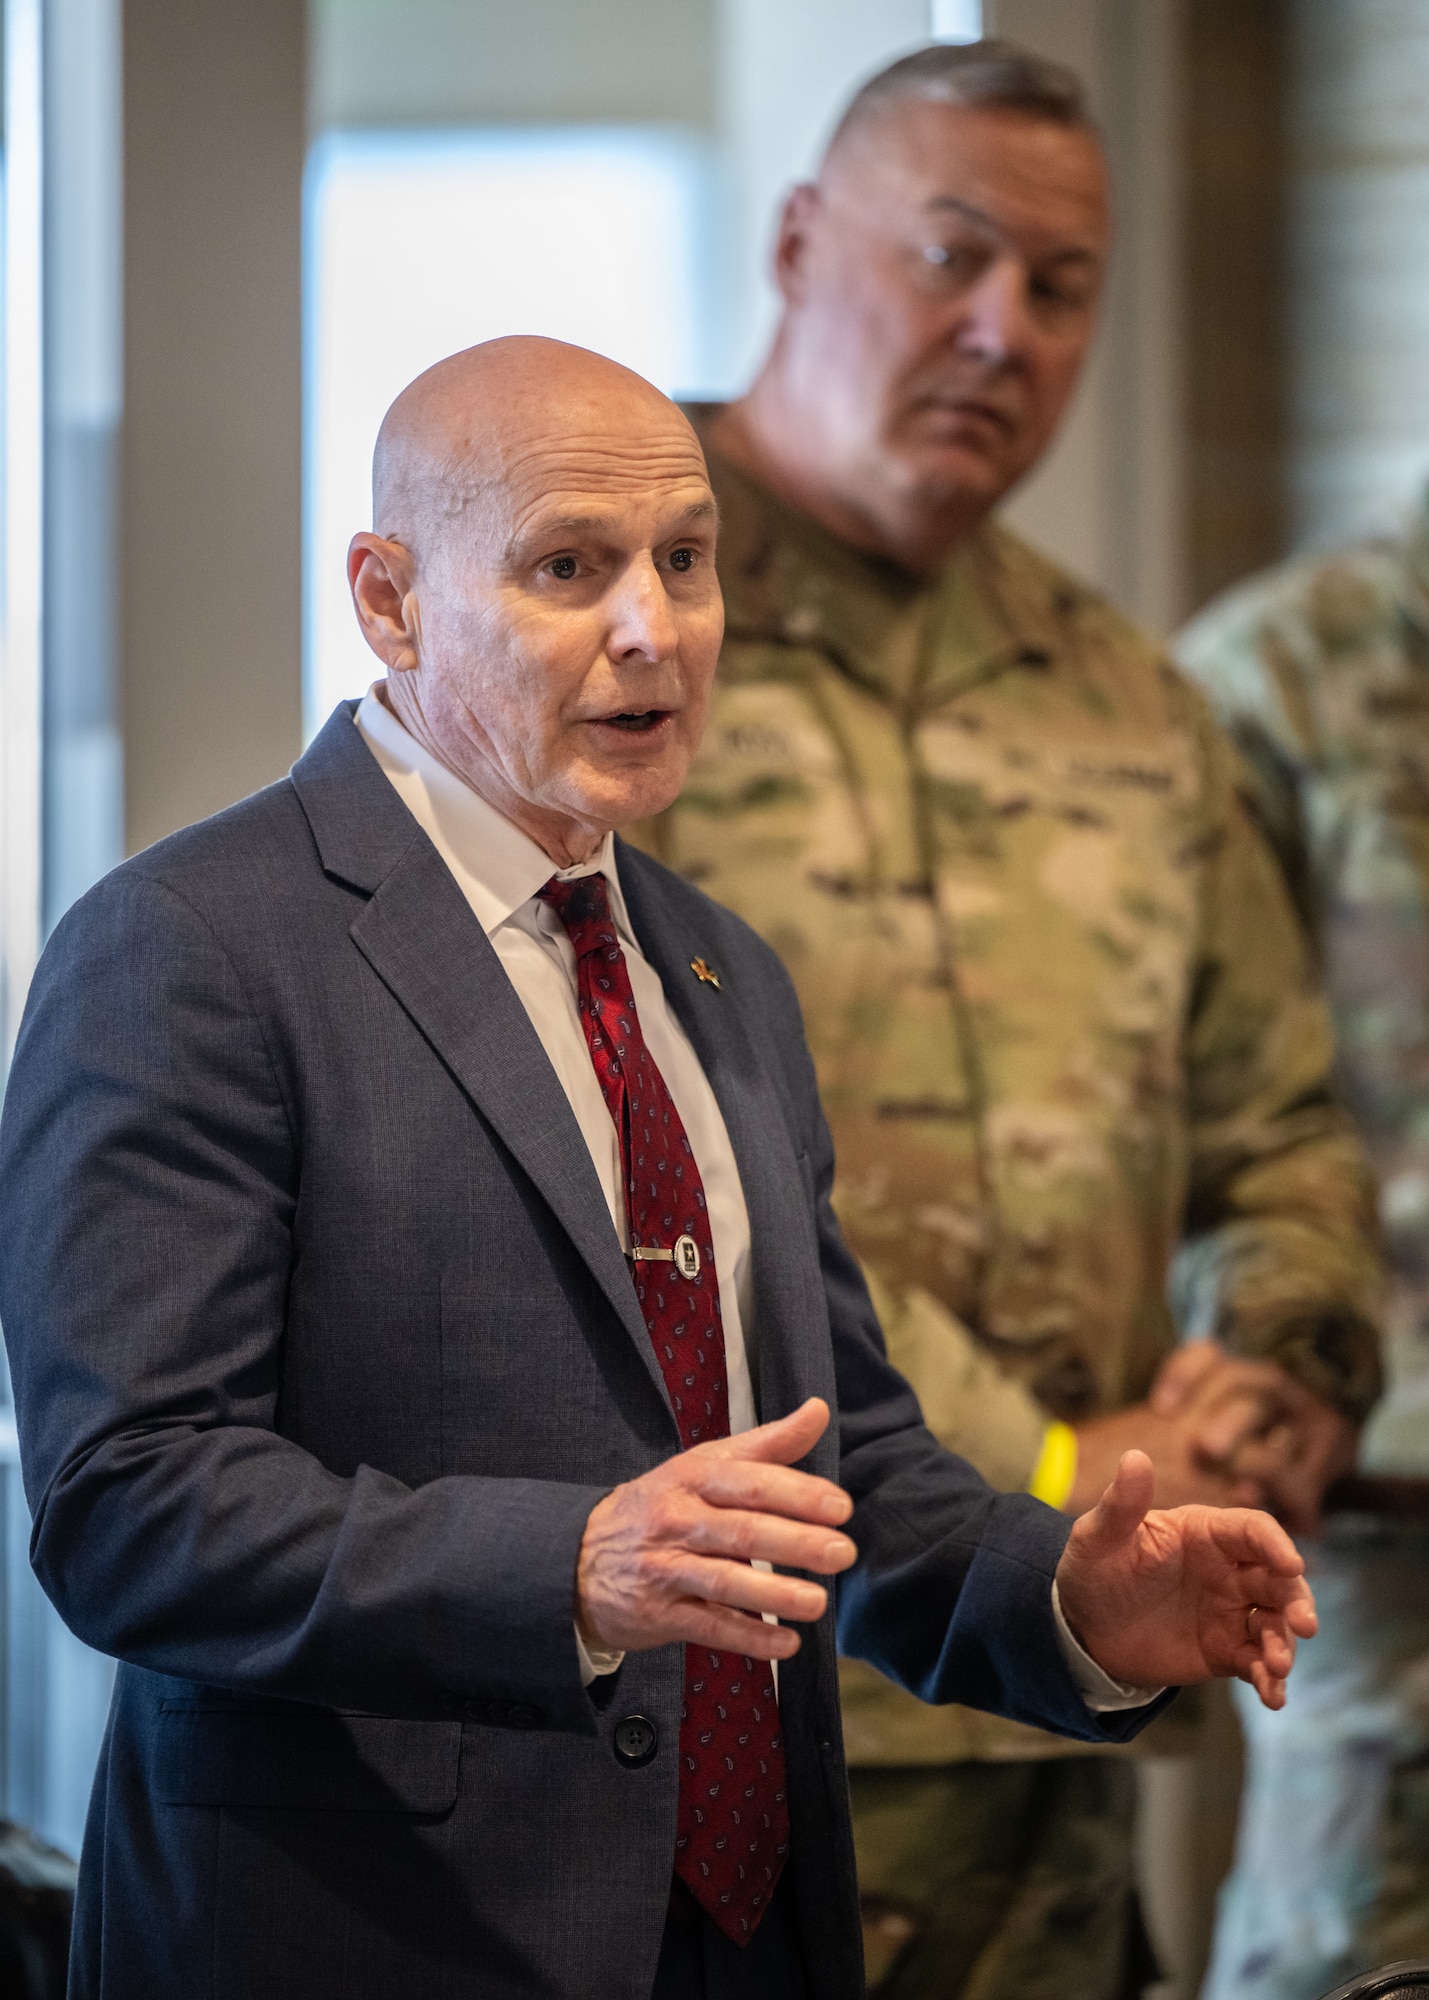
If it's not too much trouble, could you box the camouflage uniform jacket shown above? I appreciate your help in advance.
[632,423,1382,1763]
[1178,512,1429,1464]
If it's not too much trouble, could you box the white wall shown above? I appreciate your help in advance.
[1288,0,1429,551]
[994,0,1187,634]
[715,0,931,387]
[310,0,716,132]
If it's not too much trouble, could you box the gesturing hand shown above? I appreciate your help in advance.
[575,1397,857,1662]
[1055,1450,1318,1709]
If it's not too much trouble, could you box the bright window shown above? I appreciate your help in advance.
[304,126,714,734]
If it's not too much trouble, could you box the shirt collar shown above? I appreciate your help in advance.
[354,683,633,941]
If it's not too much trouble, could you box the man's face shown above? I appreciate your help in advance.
[386,403,724,842]
[785,103,1109,529]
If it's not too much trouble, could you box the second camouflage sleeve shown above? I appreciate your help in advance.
[1169,697,1384,1420]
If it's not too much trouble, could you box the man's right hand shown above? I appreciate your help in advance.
[575,1397,857,1662]
[1065,1344,1305,1516]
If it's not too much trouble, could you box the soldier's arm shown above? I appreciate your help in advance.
[865,1276,1287,1520]
[1171,692,1384,1433]
[1175,598,1323,945]
[862,1272,1052,1493]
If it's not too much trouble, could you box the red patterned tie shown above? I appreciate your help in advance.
[538,871,789,1944]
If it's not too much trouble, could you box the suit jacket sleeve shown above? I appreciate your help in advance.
[742,925,1168,1746]
[0,873,605,1733]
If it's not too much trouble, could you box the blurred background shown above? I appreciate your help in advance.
[0,0,1426,1991]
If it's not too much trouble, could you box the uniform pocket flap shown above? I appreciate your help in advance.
[155,1707,462,1813]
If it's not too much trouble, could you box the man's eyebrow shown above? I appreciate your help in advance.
[514,513,617,547]
[675,498,719,525]
[925,195,1003,233]
[923,197,1102,261]
[509,499,718,557]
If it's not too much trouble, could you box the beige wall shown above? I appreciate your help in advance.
[310,0,716,131]
[994,0,1188,636]
[1181,0,1289,612]
[1288,0,1429,550]
[121,0,306,854]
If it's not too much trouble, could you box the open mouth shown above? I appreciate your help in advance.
[596,710,671,734]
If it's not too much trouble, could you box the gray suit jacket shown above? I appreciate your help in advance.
[0,707,1160,2000]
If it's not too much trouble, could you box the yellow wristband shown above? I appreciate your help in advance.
[1028,1421,1078,1510]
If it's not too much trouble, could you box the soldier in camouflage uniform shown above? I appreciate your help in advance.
[1178,494,1429,2000]
[629,39,1384,2000]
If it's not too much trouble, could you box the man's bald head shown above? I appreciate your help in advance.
[371,337,703,564]
[348,337,723,868]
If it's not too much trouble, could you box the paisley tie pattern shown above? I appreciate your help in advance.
[538,872,789,1944]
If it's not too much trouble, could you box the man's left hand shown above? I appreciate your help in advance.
[1054,1449,1317,1710]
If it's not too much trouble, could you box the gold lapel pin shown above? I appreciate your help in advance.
[690,957,722,989]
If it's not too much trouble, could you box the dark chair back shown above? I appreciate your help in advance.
[0,1820,76,2000]
[1319,1965,1429,2000]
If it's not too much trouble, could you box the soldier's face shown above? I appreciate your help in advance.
[779,103,1109,543]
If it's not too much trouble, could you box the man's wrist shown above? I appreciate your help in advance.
[1050,1580,1163,1712]
[575,1622,625,1687]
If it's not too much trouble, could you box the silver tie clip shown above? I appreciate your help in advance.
[629,1235,702,1279]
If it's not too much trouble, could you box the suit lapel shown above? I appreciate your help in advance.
[616,843,837,1429]
[290,711,672,1414]
[290,709,835,1433]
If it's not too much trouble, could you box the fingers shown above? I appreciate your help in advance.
[667,1552,829,1624]
[1228,1572,1317,1635]
[1226,1565,1317,1709]
[1285,1587,1318,1639]
[574,1415,860,1656]
[694,1454,853,1528]
[1149,1340,1224,1415]
[1245,1657,1289,1710]
[1075,1450,1154,1554]
[670,1598,806,1661]
[718,1397,832,1469]
[1180,1355,1304,1459]
[1206,1504,1305,1577]
[1190,1380,1292,1464]
[1236,1596,1309,1708]
[683,1501,857,1576]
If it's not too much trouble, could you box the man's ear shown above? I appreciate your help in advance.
[772,183,821,305]
[348,534,422,673]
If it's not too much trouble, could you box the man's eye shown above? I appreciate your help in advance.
[549,555,578,581]
[1031,278,1092,316]
[669,547,696,573]
[920,243,983,280]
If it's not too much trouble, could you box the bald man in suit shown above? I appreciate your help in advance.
[0,339,1315,2000]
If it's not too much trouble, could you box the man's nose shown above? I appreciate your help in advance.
[608,555,680,661]
[953,257,1031,366]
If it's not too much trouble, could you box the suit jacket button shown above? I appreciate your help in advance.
[613,1715,658,1768]
[508,1704,543,1730]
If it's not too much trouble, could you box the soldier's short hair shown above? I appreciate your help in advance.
[825,39,1095,160]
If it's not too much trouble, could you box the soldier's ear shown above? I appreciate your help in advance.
[772,183,821,304]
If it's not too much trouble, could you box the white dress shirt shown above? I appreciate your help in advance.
[355,685,1155,1713]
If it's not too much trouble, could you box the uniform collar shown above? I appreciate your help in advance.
[354,684,633,941]
[686,403,1068,707]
